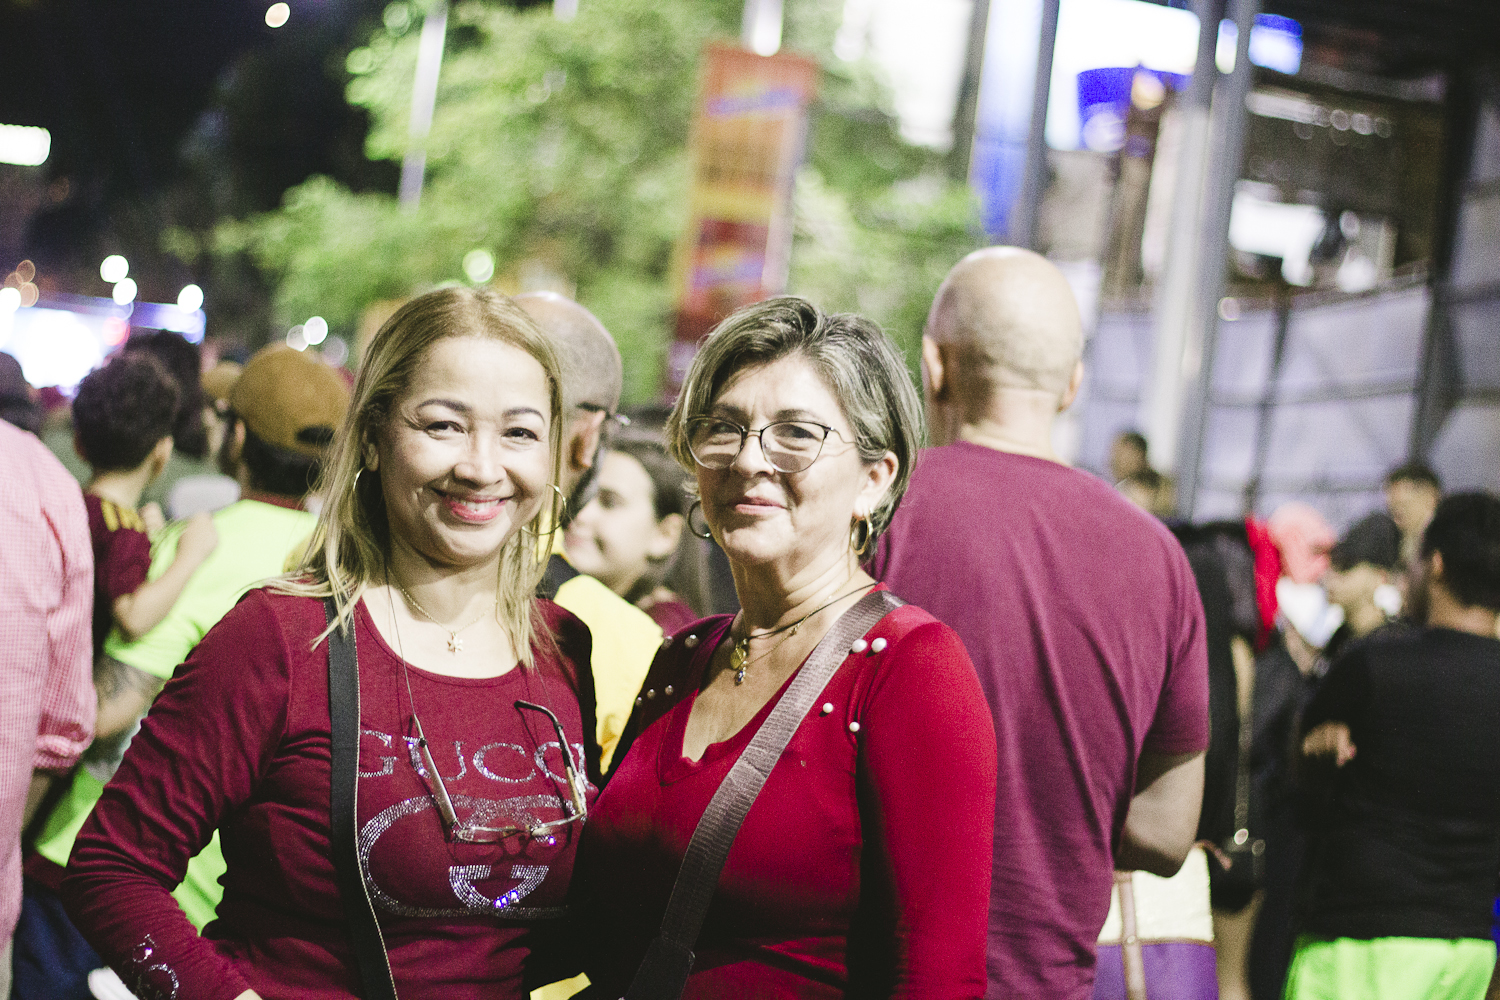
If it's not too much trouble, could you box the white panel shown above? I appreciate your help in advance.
[1430,402,1500,493]
[1278,287,1427,395]
[1209,310,1276,401]
[1199,405,1260,486]
[1452,297,1500,392]
[1452,193,1500,292]
[1259,397,1413,481]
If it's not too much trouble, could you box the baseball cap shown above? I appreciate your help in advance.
[1329,511,1402,572]
[229,345,349,458]
[201,360,243,407]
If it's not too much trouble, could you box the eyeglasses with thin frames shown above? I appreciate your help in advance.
[685,416,850,474]
[410,699,588,845]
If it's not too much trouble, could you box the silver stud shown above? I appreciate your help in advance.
[821,702,834,715]
[684,634,699,648]
[646,689,656,699]
[871,637,887,653]
[851,639,868,653]
[635,697,643,707]
[848,721,861,733]
[662,635,673,648]
[665,685,674,696]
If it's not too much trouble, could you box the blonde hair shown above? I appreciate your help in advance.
[274,287,565,666]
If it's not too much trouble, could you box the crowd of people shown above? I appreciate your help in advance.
[0,245,1496,1000]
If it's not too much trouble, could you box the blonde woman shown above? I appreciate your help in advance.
[63,288,598,1000]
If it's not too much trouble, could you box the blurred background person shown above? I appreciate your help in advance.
[17,343,346,1000]
[1288,492,1500,1000]
[871,248,1209,999]
[0,353,43,436]
[70,354,219,659]
[1321,511,1406,658]
[1385,463,1443,570]
[1110,428,1150,484]
[564,437,700,634]
[62,287,596,1000]
[0,418,96,1000]
[580,297,996,998]
[165,359,245,520]
[515,292,661,773]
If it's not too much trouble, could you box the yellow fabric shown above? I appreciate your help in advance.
[550,555,663,770]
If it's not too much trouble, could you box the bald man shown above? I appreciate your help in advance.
[868,248,1209,999]
[516,293,662,772]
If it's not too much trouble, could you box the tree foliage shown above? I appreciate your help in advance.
[218,0,981,401]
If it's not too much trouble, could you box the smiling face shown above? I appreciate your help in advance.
[564,450,679,596]
[694,354,893,575]
[367,336,553,574]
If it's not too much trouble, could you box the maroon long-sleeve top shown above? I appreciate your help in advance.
[63,589,597,1000]
[577,591,998,999]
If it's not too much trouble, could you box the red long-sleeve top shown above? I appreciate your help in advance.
[62,589,597,1000]
[577,593,997,999]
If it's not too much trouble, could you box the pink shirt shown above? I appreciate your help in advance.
[0,419,96,941]
[869,444,1209,1000]
[579,594,997,999]
[64,590,596,1000]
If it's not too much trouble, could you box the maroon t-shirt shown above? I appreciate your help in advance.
[868,444,1209,1000]
[579,592,997,999]
[64,589,597,1000]
[84,492,152,658]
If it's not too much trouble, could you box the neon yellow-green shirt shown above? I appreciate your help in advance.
[37,498,316,929]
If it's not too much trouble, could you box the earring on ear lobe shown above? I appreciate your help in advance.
[687,500,713,540]
[521,484,569,539]
[850,515,872,557]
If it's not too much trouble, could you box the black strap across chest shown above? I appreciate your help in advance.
[624,588,904,1000]
[326,599,400,1000]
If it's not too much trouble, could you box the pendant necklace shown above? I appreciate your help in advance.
[728,583,869,685]
[396,583,496,654]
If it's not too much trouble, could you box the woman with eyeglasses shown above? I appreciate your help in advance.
[63,288,599,1000]
[575,298,997,998]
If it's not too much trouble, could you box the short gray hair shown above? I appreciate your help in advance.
[664,296,924,547]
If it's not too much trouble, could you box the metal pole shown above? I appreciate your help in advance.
[948,0,993,182]
[398,0,450,210]
[1175,0,1257,516]
[1140,0,1223,474]
[1009,0,1059,249]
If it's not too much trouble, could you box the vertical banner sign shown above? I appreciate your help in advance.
[666,42,819,396]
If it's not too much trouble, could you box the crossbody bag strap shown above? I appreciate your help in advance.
[325,599,400,1000]
[624,588,905,1000]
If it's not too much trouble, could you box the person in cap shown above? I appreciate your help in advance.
[1320,512,1406,662]
[19,344,348,998]
[62,289,598,1000]
[1289,493,1500,1000]
[515,292,662,771]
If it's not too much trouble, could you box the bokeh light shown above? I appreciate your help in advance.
[286,325,308,351]
[100,255,129,283]
[265,3,290,28]
[0,286,19,313]
[463,248,495,284]
[112,278,138,305]
[303,315,329,345]
[177,283,204,312]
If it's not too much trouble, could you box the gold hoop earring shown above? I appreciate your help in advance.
[687,500,713,540]
[521,484,569,539]
[850,515,872,557]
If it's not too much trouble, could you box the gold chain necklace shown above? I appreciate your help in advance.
[395,584,496,654]
[728,584,869,685]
